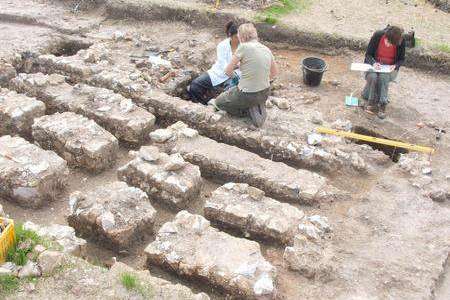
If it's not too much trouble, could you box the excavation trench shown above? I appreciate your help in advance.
[352,126,408,163]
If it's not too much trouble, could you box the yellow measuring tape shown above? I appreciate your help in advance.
[316,127,435,154]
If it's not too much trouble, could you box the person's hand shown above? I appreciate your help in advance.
[389,65,396,71]
[373,63,381,70]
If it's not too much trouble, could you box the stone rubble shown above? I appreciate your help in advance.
[268,96,290,110]
[10,255,211,299]
[284,217,334,281]
[32,112,119,172]
[10,72,156,144]
[152,122,344,204]
[0,61,17,86]
[68,181,156,250]
[18,261,42,278]
[145,211,277,299]
[118,146,202,209]
[205,183,306,245]
[23,221,87,257]
[109,262,210,300]
[0,88,45,138]
[30,52,390,174]
[37,250,66,276]
[0,135,68,208]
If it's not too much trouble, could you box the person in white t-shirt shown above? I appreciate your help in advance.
[187,21,240,104]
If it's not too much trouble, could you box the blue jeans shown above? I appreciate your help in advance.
[362,71,398,105]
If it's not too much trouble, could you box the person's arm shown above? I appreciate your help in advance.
[269,58,278,80]
[225,55,240,77]
[215,41,230,75]
[395,40,406,71]
[365,31,381,66]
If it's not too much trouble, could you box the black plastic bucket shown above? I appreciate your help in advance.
[302,57,327,87]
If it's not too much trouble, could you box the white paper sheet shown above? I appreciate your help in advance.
[351,63,393,73]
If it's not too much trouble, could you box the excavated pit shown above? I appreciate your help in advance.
[352,126,409,162]
[50,40,92,57]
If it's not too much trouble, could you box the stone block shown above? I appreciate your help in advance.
[154,122,338,204]
[68,181,156,250]
[32,112,119,172]
[0,88,45,138]
[0,135,68,208]
[23,221,87,257]
[205,183,305,245]
[118,146,202,209]
[10,73,155,144]
[145,211,277,298]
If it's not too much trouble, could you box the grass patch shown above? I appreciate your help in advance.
[5,223,62,266]
[256,0,311,24]
[435,43,450,53]
[0,275,20,296]
[121,273,138,290]
[120,272,153,298]
[6,223,42,266]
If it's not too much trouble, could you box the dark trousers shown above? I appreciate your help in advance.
[188,73,238,105]
[188,73,213,105]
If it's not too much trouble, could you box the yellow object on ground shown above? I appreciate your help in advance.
[215,0,220,8]
[316,127,435,154]
[0,218,15,263]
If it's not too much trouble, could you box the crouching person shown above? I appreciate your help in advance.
[211,23,277,127]
[363,25,405,119]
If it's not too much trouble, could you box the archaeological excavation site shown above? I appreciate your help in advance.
[0,0,449,299]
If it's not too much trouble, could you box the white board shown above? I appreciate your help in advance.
[351,63,393,73]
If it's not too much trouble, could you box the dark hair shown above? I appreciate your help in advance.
[225,21,238,37]
[386,25,404,45]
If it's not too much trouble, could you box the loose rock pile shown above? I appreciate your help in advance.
[68,181,156,250]
[284,216,334,281]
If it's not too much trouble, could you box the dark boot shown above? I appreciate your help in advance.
[377,103,387,119]
[248,104,267,128]
[364,100,378,115]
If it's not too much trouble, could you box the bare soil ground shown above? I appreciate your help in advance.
[187,0,450,52]
[1,1,450,299]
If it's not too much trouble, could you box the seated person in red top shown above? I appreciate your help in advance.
[363,25,405,119]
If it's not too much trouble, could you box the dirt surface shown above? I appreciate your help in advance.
[184,0,450,52]
[0,1,450,299]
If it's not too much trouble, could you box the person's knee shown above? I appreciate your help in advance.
[366,73,377,82]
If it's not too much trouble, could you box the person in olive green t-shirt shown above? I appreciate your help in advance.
[211,23,278,127]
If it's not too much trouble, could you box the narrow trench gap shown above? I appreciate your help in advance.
[50,40,92,57]
[352,126,408,163]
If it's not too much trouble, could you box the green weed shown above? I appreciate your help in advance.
[120,272,153,298]
[0,275,20,296]
[121,272,138,290]
[435,43,450,53]
[6,223,42,266]
[257,0,311,24]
